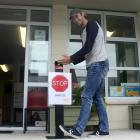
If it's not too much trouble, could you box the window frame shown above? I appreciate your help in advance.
[0,5,51,130]
[104,12,140,103]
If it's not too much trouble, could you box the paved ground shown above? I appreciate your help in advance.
[0,129,140,140]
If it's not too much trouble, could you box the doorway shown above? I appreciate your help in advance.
[0,6,51,131]
[0,24,26,127]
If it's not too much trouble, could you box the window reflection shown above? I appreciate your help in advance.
[106,15,136,38]
[29,41,48,76]
[28,26,49,82]
[27,87,48,127]
[106,42,139,67]
[0,8,26,21]
[87,14,101,24]
[31,10,49,22]
[108,70,140,97]
[69,40,86,67]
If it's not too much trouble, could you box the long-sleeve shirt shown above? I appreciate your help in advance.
[70,21,108,67]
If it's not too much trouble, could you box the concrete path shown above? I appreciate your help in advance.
[0,129,140,140]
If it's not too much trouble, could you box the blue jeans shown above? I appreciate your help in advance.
[75,59,109,134]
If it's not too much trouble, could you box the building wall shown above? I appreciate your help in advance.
[49,5,69,132]
[106,105,129,129]
[0,4,139,131]
[51,5,69,72]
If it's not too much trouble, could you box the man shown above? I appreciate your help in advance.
[58,8,109,139]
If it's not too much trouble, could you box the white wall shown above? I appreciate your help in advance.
[106,105,130,129]
[51,5,69,72]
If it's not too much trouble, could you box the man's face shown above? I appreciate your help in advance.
[71,13,85,27]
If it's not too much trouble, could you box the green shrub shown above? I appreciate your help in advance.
[72,86,96,113]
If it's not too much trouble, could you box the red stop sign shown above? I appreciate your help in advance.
[52,75,68,92]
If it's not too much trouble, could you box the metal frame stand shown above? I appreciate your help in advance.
[46,61,71,139]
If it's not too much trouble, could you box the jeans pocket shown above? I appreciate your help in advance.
[101,66,109,78]
[101,63,109,78]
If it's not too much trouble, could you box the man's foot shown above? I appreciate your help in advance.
[59,125,81,139]
[88,128,109,137]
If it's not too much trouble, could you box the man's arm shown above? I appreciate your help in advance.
[70,21,99,64]
[72,56,85,65]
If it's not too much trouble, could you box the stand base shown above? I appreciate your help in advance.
[45,136,74,139]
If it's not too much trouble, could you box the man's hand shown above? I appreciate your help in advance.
[57,55,71,65]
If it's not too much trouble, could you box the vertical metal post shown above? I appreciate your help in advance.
[54,61,64,138]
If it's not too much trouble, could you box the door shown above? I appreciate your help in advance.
[0,24,26,128]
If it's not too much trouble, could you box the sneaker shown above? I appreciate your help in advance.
[88,128,109,137]
[59,125,81,139]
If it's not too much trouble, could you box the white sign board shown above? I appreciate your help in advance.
[48,72,72,105]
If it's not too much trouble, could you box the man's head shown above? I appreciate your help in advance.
[70,8,88,28]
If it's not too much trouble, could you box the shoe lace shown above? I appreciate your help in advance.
[69,129,74,135]
[96,130,100,136]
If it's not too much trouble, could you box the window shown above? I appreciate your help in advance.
[0,8,26,21]
[31,10,49,22]
[28,26,49,82]
[27,87,48,127]
[69,39,86,67]
[87,14,101,24]
[106,42,139,67]
[108,70,140,97]
[106,15,136,38]
[105,13,140,101]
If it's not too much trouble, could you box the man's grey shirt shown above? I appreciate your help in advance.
[70,21,108,67]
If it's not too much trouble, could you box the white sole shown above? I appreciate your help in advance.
[88,133,110,138]
[59,125,80,139]
[88,135,110,138]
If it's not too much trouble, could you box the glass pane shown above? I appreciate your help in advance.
[71,14,101,35]
[31,10,49,22]
[0,24,26,127]
[69,39,86,67]
[0,8,26,21]
[106,42,139,67]
[28,26,49,82]
[108,70,140,97]
[87,14,101,25]
[106,15,135,38]
[71,22,82,35]
[27,87,48,127]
